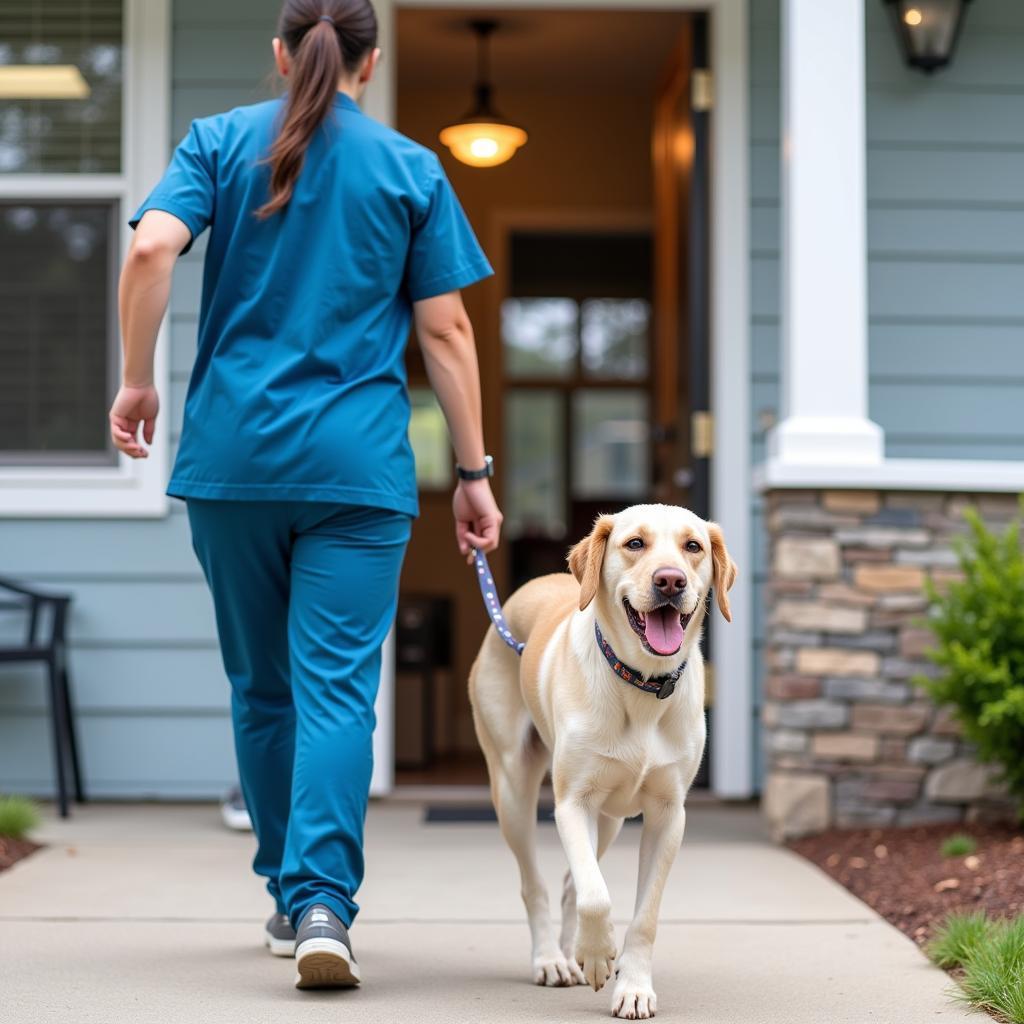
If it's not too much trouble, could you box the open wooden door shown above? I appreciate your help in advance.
[652,15,711,519]
[652,15,713,785]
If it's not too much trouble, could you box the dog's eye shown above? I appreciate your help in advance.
[625,538,645,551]
[685,540,702,553]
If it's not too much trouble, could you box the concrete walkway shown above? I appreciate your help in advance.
[0,800,977,1024]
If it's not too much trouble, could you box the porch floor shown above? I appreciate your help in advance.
[0,800,977,1023]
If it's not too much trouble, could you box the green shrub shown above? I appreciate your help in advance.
[939,833,977,858]
[916,505,1024,815]
[0,794,40,839]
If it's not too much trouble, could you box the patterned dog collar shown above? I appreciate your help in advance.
[594,621,684,700]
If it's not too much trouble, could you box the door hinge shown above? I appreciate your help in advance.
[691,68,713,112]
[691,410,713,458]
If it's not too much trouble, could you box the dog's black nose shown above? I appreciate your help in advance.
[653,566,687,596]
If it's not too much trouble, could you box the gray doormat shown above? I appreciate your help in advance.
[423,805,642,825]
[424,804,554,823]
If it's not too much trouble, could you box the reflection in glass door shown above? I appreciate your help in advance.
[502,232,654,588]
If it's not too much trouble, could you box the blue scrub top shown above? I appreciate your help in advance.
[131,93,493,517]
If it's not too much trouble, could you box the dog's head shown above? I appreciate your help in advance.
[568,504,737,665]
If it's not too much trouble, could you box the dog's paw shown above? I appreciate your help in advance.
[532,951,586,987]
[611,977,657,1020]
[574,926,617,991]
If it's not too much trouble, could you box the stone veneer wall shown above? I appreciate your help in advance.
[761,489,1017,840]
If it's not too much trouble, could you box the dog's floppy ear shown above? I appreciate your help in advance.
[708,522,738,622]
[568,515,614,611]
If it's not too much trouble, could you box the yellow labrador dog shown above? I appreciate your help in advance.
[469,504,736,1020]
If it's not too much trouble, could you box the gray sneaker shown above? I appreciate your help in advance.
[264,912,295,957]
[294,904,360,989]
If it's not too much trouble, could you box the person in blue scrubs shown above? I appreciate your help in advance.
[109,0,502,990]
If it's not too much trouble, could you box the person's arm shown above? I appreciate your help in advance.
[109,210,190,459]
[413,290,503,559]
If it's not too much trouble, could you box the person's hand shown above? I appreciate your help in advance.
[109,384,159,459]
[453,478,503,563]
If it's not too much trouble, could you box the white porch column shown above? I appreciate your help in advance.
[768,0,883,466]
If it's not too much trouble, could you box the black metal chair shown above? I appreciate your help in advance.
[0,577,85,818]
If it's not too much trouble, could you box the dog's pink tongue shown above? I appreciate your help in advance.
[644,606,684,655]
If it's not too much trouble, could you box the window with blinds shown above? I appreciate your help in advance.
[0,1,124,465]
[0,202,116,463]
[0,0,123,174]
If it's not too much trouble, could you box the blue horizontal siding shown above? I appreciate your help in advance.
[753,143,1024,205]
[0,648,225,712]
[0,579,215,645]
[753,257,1024,321]
[171,0,278,27]
[754,323,1024,381]
[0,508,195,577]
[1,714,235,800]
[754,207,1024,258]
[754,87,1024,147]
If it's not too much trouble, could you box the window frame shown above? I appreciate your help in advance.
[0,0,171,518]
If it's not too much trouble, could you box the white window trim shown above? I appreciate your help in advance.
[0,0,171,518]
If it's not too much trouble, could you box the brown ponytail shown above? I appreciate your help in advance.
[257,0,378,219]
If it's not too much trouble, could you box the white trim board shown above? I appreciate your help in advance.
[756,458,1024,494]
[375,0,753,799]
[0,0,171,518]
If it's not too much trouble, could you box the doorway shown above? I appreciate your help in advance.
[393,6,712,790]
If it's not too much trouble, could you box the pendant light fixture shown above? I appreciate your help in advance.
[439,19,527,168]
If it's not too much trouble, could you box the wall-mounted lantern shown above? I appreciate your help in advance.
[882,0,972,73]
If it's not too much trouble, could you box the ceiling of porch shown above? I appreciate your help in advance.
[396,7,688,95]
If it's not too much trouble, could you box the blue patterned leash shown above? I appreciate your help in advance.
[472,547,525,655]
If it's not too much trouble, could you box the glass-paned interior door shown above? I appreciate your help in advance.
[502,231,655,588]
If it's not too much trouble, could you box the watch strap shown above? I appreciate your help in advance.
[456,455,494,481]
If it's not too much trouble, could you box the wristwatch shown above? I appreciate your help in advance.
[456,455,494,481]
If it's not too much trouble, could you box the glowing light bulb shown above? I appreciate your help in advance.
[903,7,923,26]
[470,137,500,159]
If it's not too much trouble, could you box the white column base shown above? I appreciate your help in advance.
[767,415,885,467]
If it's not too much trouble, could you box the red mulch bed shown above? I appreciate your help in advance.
[0,835,41,873]
[790,822,1024,948]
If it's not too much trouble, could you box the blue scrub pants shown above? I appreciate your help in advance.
[187,500,411,930]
